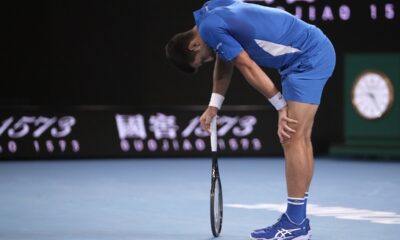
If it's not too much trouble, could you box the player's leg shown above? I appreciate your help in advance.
[250,102,317,240]
[281,101,318,228]
[283,101,318,199]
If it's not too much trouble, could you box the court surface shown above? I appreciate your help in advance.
[0,157,399,240]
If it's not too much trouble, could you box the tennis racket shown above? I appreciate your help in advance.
[210,116,223,237]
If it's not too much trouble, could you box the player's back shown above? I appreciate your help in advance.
[217,2,303,44]
[201,0,328,68]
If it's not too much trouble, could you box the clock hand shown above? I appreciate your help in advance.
[367,92,381,113]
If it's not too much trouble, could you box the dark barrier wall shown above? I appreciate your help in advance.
[3,0,400,157]
[0,106,285,159]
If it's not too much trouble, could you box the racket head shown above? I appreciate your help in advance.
[210,176,223,237]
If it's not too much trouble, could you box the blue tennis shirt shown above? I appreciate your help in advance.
[193,0,328,70]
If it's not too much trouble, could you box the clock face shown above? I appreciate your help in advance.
[352,71,394,120]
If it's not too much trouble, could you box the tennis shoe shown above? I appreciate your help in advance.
[250,213,311,240]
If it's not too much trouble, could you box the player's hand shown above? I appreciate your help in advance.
[200,106,218,134]
[277,106,298,144]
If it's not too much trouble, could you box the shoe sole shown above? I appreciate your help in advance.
[250,230,312,240]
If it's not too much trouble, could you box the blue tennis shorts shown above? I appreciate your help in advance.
[280,38,336,105]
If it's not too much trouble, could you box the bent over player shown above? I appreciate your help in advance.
[165,0,335,239]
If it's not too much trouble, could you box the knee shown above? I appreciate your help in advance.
[282,131,311,149]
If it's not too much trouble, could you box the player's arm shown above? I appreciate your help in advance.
[233,51,277,98]
[200,56,233,132]
[212,55,233,97]
[233,51,298,142]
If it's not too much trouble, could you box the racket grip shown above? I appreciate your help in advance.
[210,116,217,152]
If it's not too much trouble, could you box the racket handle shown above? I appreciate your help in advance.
[210,116,217,152]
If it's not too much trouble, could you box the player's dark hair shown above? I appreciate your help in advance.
[165,30,197,74]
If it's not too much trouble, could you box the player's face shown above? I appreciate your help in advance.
[191,46,215,70]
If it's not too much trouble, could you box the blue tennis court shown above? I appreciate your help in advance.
[1,157,399,240]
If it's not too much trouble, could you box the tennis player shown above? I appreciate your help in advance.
[165,0,335,239]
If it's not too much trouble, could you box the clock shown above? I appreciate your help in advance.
[352,70,395,120]
[330,54,400,158]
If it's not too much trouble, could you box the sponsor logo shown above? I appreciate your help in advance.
[115,113,262,153]
[0,116,80,154]
[244,0,397,22]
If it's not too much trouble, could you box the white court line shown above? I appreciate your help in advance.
[226,203,400,224]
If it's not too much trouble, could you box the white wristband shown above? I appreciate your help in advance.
[268,92,287,110]
[209,93,225,110]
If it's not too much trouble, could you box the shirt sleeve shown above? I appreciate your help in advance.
[199,15,243,62]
